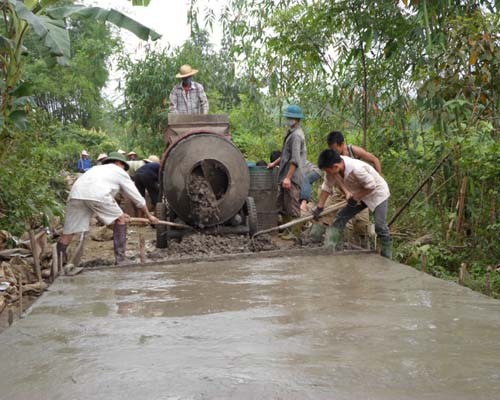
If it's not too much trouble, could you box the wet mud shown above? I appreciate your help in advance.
[187,174,220,227]
[148,233,277,259]
[1,254,500,399]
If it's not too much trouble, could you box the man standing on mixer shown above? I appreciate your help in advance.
[268,105,307,236]
[169,64,209,114]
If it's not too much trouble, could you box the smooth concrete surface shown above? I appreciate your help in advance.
[1,254,500,400]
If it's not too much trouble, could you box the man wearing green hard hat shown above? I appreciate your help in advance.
[57,152,160,268]
[268,104,307,239]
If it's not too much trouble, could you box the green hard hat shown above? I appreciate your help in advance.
[283,104,304,119]
[102,151,130,171]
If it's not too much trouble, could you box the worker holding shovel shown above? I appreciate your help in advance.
[313,149,392,258]
[57,152,160,267]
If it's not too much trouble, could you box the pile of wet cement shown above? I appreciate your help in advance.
[186,175,220,228]
[148,233,277,259]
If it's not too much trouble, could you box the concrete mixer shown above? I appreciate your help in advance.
[155,114,258,248]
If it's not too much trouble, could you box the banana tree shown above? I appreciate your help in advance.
[0,0,160,140]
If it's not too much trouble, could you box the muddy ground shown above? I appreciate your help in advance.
[81,223,301,267]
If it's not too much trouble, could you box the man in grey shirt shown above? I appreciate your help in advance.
[268,105,307,228]
[169,64,209,114]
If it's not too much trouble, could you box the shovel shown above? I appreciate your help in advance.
[252,201,347,238]
[129,217,195,231]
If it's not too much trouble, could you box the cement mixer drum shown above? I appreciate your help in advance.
[162,133,250,227]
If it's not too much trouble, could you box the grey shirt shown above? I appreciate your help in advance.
[278,125,307,186]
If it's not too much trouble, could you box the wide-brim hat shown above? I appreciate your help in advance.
[283,104,305,119]
[117,149,126,155]
[103,151,129,171]
[143,155,160,163]
[81,150,89,156]
[127,151,137,157]
[97,153,107,162]
[176,64,198,78]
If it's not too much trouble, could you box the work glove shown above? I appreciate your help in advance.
[347,198,358,207]
[312,206,324,221]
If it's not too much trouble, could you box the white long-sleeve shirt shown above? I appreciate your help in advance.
[321,156,390,211]
[69,164,146,208]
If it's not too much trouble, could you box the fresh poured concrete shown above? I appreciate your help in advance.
[1,254,500,400]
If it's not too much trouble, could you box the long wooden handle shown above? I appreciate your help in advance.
[129,217,194,230]
[252,201,347,237]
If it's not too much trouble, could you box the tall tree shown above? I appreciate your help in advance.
[23,16,120,127]
[0,0,160,152]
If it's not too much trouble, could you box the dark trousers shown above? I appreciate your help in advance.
[134,172,159,206]
[333,199,390,241]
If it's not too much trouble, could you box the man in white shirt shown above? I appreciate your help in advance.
[57,152,159,265]
[313,149,392,258]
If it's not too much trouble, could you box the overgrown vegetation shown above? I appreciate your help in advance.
[0,0,498,296]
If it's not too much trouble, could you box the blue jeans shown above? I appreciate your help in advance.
[300,171,322,202]
[333,199,391,241]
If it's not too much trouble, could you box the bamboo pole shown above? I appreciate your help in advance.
[459,262,468,285]
[18,273,23,314]
[51,243,58,282]
[389,154,449,227]
[139,234,146,264]
[253,201,347,238]
[456,176,468,235]
[129,217,194,231]
[29,230,42,283]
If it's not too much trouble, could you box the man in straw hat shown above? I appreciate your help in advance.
[76,150,92,173]
[169,64,209,114]
[96,153,107,165]
[127,151,138,161]
[57,152,160,266]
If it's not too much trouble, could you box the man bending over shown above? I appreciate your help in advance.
[313,149,392,258]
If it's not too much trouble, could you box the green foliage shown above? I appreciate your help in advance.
[0,120,118,235]
[228,95,279,161]
[23,17,120,127]
[0,0,159,144]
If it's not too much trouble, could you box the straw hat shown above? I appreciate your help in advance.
[175,64,198,79]
[143,155,160,163]
[127,151,137,157]
[117,149,126,155]
[81,150,89,156]
[102,152,130,171]
[97,153,107,162]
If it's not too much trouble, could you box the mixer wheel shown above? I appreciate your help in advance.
[245,197,258,236]
[155,202,169,248]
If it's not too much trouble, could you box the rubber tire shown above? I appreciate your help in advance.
[245,197,258,236]
[156,202,168,249]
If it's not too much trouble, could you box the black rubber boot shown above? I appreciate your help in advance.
[325,226,344,251]
[56,242,68,265]
[380,237,392,259]
[113,224,127,265]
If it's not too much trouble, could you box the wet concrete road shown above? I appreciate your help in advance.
[1,253,500,399]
